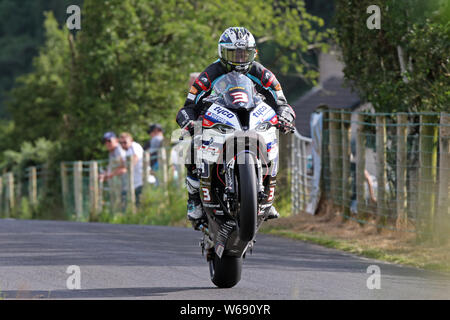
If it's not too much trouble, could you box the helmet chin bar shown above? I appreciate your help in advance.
[220,59,251,73]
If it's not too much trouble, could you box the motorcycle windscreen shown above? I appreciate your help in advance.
[211,72,256,110]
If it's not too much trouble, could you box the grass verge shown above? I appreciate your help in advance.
[260,203,450,273]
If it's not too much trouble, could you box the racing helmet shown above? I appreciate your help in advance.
[218,27,257,73]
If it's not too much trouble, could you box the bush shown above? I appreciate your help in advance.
[98,183,189,227]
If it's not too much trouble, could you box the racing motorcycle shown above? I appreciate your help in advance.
[185,72,291,288]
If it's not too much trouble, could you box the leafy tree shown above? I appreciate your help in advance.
[64,0,330,159]
[334,0,449,112]
[0,0,82,117]
[0,137,60,172]
[7,12,71,144]
[5,0,330,161]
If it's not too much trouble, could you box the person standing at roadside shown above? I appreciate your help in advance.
[119,132,144,205]
[99,132,127,182]
[99,132,127,210]
[145,124,164,172]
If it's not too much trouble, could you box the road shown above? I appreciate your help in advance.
[0,219,449,299]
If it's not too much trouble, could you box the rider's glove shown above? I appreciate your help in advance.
[181,120,195,137]
[277,105,296,134]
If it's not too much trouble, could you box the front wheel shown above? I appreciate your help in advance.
[237,154,258,242]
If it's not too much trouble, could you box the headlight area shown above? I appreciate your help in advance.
[212,124,235,134]
[255,122,272,132]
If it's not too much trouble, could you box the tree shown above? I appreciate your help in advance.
[63,0,330,160]
[5,0,330,161]
[7,12,71,144]
[334,0,449,112]
[0,0,82,117]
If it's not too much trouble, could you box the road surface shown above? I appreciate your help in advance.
[0,219,449,299]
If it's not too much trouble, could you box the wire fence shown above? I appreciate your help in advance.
[0,147,187,221]
[0,165,51,218]
[2,112,448,243]
[292,109,449,242]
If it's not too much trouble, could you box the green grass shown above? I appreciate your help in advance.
[96,182,189,227]
[261,228,450,273]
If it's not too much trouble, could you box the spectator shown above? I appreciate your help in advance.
[99,132,127,183]
[119,132,144,205]
[145,124,164,172]
[99,132,127,210]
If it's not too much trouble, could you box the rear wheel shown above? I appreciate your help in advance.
[210,253,242,288]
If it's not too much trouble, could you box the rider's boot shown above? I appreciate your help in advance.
[186,175,205,229]
[264,205,280,220]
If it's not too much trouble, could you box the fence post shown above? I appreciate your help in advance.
[143,152,150,190]
[158,148,169,198]
[7,172,14,216]
[436,113,449,244]
[16,171,22,210]
[356,113,366,223]
[60,163,69,213]
[29,166,38,207]
[160,148,168,187]
[300,139,308,211]
[376,115,388,230]
[321,110,330,198]
[329,110,342,206]
[0,175,3,216]
[341,110,352,220]
[291,133,298,214]
[396,114,408,230]
[89,161,99,221]
[127,158,136,214]
[418,114,439,241]
[73,161,83,220]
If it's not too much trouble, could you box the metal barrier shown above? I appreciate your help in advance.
[291,131,313,214]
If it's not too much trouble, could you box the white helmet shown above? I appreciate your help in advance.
[218,27,257,73]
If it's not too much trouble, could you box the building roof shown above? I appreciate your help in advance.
[292,76,361,137]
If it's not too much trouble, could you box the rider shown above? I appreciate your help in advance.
[176,27,296,226]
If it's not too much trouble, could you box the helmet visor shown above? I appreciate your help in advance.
[221,47,256,65]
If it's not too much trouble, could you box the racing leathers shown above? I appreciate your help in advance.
[177,60,295,130]
[176,59,296,224]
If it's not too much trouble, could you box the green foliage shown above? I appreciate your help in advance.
[334,0,449,112]
[98,183,188,227]
[0,0,331,224]
[0,0,82,117]
[5,0,330,161]
[0,119,14,162]
[7,12,71,145]
[0,137,60,172]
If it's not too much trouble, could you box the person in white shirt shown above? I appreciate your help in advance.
[99,132,127,211]
[119,132,144,205]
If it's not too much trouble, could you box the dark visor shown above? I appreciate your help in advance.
[221,47,256,64]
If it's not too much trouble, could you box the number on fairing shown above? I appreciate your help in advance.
[230,92,248,104]
[267,187,275,202]
[202,187,211,202]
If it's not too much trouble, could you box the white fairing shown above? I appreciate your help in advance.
[198,101,279,165]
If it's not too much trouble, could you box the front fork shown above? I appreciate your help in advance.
[223,155,266,214]
[199,156,276,260]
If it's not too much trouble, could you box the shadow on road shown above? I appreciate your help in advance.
[1,286,215,299]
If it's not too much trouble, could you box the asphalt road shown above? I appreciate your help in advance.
[0,219,449,299]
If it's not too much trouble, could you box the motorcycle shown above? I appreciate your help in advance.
[186,72,290,288]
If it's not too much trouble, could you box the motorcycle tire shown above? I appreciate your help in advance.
[237,154,258,242]
[210,253,242,288]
